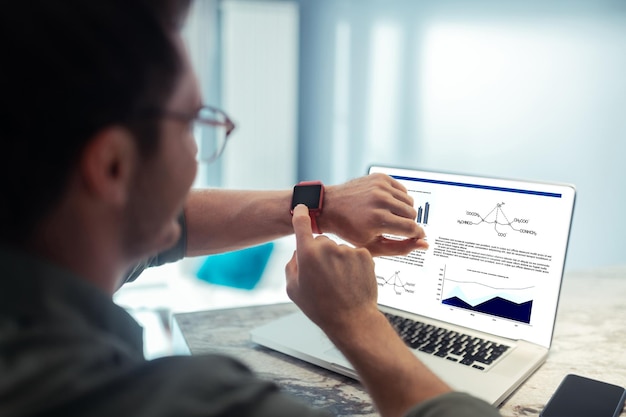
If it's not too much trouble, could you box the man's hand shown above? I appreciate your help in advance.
[285,204,380,333]
[319,173,428,257]
[286,204,453,417]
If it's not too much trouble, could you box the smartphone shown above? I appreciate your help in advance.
[540,374,626,417]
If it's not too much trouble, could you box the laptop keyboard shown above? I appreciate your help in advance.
[383,312,510,371]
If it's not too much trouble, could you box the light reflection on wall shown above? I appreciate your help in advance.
[332,21,351,181]
[366,24,403,163]
[419,20,617,173]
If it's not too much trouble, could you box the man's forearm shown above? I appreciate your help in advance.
[183,174,427,258]
[184,188,293,256]
[326,310,452,417]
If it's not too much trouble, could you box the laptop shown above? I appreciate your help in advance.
[251,166,576,406]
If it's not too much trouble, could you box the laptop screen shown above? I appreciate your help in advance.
[369,166,576,348]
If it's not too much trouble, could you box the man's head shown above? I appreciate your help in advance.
[1,0,200,290]
[0,0,194,246]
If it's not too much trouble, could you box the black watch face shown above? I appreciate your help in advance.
[291,184,322,210]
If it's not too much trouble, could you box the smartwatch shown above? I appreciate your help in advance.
[290,180,325,234]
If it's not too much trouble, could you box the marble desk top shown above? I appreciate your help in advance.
[171,267,626,417]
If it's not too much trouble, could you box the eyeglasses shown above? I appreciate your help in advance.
[162,105,236,164]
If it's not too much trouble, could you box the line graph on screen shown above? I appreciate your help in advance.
[437,265,534,324]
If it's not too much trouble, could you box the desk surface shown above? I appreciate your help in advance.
[172,267,626,417]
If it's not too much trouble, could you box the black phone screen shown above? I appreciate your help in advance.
[540,374,626,417]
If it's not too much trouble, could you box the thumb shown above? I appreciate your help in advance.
[366,237,429,257]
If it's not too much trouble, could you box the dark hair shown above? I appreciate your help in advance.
[0,0,191,244]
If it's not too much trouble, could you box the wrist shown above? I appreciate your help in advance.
[323,307,385,350]
[315,184,337,234]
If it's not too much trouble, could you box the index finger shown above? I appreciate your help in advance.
[292,204,315,249]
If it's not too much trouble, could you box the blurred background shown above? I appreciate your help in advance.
[116,0,626,357]
[186,0,626,272]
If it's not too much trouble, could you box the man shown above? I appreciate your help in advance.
[0,1,500,416]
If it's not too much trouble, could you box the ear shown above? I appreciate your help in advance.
[79,126,136,206]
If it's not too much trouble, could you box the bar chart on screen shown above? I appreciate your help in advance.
[416,202,431,225]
